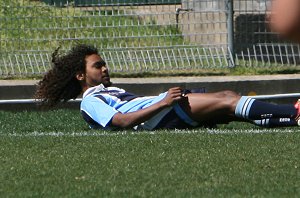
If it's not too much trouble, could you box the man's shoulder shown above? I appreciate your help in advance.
[83,84,125,98]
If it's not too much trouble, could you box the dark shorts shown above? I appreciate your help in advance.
[153,108,196,129]
[153,88,215,130]
[153,108,216,130]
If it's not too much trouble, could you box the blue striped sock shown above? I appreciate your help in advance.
[254,118,297,127]
[235,96,297,120]
[235,96,255,119]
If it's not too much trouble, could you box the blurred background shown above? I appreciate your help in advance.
[1,0,299,77]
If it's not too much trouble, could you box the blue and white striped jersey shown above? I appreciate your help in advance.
[80,84,169,130]
[80,84,199,130]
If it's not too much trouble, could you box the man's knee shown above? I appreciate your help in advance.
[216,90,240,99]
[216,90,240,110]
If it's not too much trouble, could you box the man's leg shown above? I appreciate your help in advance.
[182,91,299,127]
[253,118,297,127]
[181,90,242,123]
[235,96,298,119]
[234,96,299,127]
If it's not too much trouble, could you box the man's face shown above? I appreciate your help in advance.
[84,54,112,87]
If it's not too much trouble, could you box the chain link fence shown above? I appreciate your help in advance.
[0,0,299,77]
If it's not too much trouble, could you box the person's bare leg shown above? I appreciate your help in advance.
[179,91,299,127]
[179,90,241,123]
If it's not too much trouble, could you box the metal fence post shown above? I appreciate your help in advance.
[226,0,235,67]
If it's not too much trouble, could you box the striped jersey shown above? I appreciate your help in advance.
[80,84,170,130]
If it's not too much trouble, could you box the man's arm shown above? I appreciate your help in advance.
[111,87,184,128]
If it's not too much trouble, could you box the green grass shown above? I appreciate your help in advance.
[0,0,184,51]
[1,0,191,77]
[2,0,300,78]
[0,109,299,197]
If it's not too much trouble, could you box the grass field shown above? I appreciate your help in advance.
[1,0,184,52]
[0,109,299,197]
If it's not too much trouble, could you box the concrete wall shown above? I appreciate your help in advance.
[1,74,300,110]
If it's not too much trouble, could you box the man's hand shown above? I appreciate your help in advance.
[161,87,185,107]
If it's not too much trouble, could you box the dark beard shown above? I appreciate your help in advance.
[103,81,112,87]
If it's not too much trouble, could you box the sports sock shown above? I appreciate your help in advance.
[235,96,297,120]
[253,118,298,127]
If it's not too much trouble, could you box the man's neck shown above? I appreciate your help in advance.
[81,82,96,93]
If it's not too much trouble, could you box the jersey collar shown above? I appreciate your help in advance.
[82,84,106,98]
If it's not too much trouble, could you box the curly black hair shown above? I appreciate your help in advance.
[34,44,98,108]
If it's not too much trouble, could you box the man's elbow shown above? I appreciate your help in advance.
[111,113,136,129]
[115,120,133,128]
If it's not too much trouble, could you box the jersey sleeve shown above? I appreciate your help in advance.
[80,95,119,128]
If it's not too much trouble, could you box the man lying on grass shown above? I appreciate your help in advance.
[35,44,300,130]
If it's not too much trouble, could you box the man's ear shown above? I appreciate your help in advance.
[76,73,85,81]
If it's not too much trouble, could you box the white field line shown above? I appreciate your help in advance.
[0,128,297,137]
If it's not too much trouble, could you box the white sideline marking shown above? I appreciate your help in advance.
[0,128,296,137]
